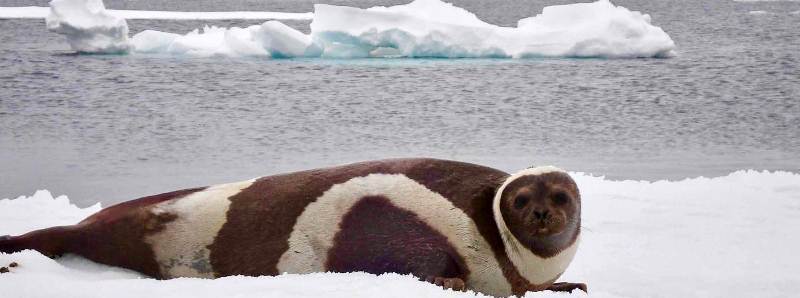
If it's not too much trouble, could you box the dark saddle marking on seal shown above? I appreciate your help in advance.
[326,195,468,281]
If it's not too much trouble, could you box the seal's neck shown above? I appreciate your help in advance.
[492,167,579,286]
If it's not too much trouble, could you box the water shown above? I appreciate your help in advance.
[1,0,798,207]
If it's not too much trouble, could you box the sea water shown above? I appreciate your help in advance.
[0,0,798,206]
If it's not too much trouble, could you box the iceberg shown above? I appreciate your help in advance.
[311,0,675,58]
[46,0,676,58]
[46,0,132,53]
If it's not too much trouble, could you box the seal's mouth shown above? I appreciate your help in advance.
[531,221,566,237]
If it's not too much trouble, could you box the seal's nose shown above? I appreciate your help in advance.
[533,209,549,221]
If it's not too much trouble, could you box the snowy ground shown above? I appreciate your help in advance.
[2,170,799,297]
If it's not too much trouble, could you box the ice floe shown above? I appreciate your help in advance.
[46,0,132,53]
[2,170,799,297]
[312,0,675,58]
[41,0,675,58]
[131,22,323,57]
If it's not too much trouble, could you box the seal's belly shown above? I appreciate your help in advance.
[141,174,511,294]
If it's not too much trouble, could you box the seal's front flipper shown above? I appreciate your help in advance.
[425,276,466,291]
[546,282,587,293]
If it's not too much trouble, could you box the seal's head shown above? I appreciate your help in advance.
[492,166,581,287]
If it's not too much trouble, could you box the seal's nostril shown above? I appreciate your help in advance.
[533,209,550,221]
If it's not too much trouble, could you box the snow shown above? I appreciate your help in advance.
[0,6,313,20]
[0,251,499,298]
[0,190,100,235]
[40,0,675,58]
[2,170,799,297]
[45,0,132,53]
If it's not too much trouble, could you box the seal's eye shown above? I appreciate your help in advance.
[552,192,569,206]
[513,195,530,209]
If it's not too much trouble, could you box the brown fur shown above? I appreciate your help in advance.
[0,158,582,295]
[0,187,204,278]
[206,158,536,293]
[326,195,467,279]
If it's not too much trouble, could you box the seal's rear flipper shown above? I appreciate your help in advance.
[0,235,23,254]
[0,227,75,257]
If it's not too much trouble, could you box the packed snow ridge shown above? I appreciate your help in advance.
[2,170,800,297]
[46,0,676,58]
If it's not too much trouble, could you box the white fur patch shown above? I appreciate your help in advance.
[492,166,580,285]
[277,174,512,296]
[145,179,255,278]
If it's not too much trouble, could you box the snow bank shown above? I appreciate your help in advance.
[45,0,131,53]
[0,190,100,235]
[0,6,313,20]
[44,0,675,58]
[2,170,799,297]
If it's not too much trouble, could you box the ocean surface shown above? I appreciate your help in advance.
[1,0,799,206]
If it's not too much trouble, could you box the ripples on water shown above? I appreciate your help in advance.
[0,0,798,206]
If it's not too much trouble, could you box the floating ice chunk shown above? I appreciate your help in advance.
[129,21,320,57]
[46,0,675,58]
[253,21,322,58]
[311,1,510,58]
[514,0,676,58]
[310,0,674,58]
[46,0,131,53]
[748,10,772,15]
[129,30,181,53]
[131,25,267,57]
